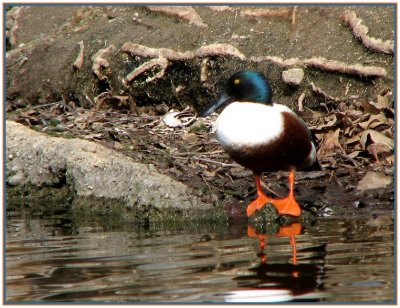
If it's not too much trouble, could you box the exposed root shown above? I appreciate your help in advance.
[200,58,209,83]
[125,56,169,84]
[304,57,387,78]
[297,92,306,112]
[240,7,292,20]
[342,11,394,55]
[122,43,245,84]
[91,44,116,80]
[73,41,85,70]
[195,44,245,60]
[122,42,245,61]
[311,82,344,103]
[291,6,297,25]
[121,43,192,60]
[146,6,207,28]
[250,55,387,78]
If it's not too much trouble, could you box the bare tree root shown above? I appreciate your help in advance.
[73,41,84,70]
[342,11,394,55]
[240,7,293,21]
[125,56,169,84]
[121,43,245,84]
[91,44,116,80]
[146,6,207,28]
[250,55,387,78]
[311,82,344,103]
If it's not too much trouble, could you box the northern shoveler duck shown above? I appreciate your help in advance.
[200,70,321,217]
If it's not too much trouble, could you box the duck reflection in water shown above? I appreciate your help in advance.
[235,222,327,301]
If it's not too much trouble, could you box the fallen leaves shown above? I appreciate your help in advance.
[310,92,394,168]
[356,171,392,192]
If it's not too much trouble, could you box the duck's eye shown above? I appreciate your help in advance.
[234,79,240,85]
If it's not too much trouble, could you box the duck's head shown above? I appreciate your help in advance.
[200,70,272,117]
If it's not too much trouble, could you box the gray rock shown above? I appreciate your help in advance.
[7,171,25,186]
[282,68,305,86]
[6,120,211,212]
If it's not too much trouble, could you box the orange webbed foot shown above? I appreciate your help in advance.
[246,194,272,216]
[272,195,301,217]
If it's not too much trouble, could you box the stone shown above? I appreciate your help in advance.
[6,120,211,213]
[282,68,305,86]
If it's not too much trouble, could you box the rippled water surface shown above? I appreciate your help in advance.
[6,203,395,303]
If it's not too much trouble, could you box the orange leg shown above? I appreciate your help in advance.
[246,175,275,216]
[290,235,297,265]
[247,226,267,263]
[246,171,301,217]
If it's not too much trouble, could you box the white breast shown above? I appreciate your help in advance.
[216,102,293,150]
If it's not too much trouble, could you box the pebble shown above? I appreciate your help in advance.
[7,172,25,186]
[282,68,304,86]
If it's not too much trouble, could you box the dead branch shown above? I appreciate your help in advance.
[342,11,394,55]
[146,6,207,28]
[73,41,85,70]
[91,44,116,80]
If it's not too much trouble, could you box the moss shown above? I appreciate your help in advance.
[6,185,228,229]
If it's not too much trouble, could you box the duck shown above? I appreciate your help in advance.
[200,70,321,217]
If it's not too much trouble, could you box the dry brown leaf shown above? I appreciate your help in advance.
[385,155,394,165]
[347,150,362,159]
[181,132,199,144]
[345,135,361,145]
[356,171,392,192]
[359,129,394,150]
[361,100,381,114]
[367,143,392,163]
[376,95,391,109]
[358,113,388,130]
[317,128,346,158]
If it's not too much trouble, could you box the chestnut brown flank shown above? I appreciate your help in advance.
[225,111,313,174]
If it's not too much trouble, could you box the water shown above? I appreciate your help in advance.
[6,203,395,303]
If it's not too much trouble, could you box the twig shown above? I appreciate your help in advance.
[174,156,238,167]
[29,100,65,109]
